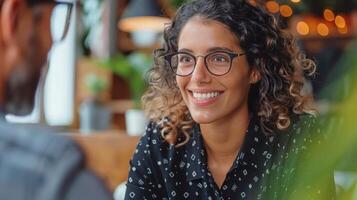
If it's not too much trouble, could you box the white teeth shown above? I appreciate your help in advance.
[192,92,221,100]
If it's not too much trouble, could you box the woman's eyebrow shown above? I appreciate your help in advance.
[177,48,193,53]
[178,47,235,53]
[207,47,235,53]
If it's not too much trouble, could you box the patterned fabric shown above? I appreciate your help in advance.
[125,115,335,200]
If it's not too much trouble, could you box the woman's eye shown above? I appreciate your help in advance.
[179,56,193,63]
[212,55,229,63]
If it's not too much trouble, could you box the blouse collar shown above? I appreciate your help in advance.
[185,116,275,182]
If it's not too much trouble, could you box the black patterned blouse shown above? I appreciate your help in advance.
[124,115,335,200]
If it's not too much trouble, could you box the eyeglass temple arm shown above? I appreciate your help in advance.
[58,2,74,42]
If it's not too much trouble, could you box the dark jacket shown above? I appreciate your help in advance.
[0,118,113,200]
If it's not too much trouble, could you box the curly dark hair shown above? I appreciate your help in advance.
[142,0,316,147]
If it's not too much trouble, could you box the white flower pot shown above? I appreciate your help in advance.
[125,109,148,136]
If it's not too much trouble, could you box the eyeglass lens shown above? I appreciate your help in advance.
[171,52,232,76]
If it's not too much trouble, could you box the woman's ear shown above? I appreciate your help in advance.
[249,68,261,84]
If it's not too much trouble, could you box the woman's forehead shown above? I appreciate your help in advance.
[177,17,241,52]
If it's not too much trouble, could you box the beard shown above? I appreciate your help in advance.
[4,30,48,116]
[4,62,42,116]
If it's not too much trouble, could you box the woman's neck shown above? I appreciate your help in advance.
[200,107,250,164]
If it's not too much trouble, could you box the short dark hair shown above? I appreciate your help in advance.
[0,0,53,7]
[28,0,54,6]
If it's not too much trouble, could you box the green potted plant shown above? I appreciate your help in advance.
[99,52,152,135]
[100,53,150,107]
[79,74,111,133]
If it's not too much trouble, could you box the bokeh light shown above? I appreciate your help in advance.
[290,0,301,3]
[323,9,335,22]
[317,23,329,36]
[266,1,280,14]
[296,21,310,35]
[280,5,293,17]
[335,15,346,29]
[338,26,348,34]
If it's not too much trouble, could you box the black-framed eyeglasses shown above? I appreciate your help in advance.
[29,0,74,43]
[164,51,246,76]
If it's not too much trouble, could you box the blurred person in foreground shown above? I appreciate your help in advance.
[0,0,112,199]
[125,0,337,199]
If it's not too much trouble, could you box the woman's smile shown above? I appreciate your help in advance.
[188,89,224,106]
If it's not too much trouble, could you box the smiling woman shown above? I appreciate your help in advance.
[125,0,334,199]
[143,2,317,147]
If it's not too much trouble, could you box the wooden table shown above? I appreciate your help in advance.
[66,131,140,192]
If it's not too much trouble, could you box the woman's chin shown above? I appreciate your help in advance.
[190,111,217,125]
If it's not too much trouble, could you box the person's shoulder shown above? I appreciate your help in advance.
[131,121,194,166]
[296,113,320,128]
[132,121,174,160]
[272,113,322,154]
[289,113,320,138]
[293,113,333,141]
[0,122,110,199]
[272,113,332,161]
[0,121,82,157]
[143,121,163,139]
[266,113,336,200]
[137,121,167,148]
[127,121,188,189]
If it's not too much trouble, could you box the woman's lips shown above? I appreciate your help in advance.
[188,90,224,106]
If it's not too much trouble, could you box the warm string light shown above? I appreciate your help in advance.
[323,9,335,22]
[271,2,349,36]
[338,26,348,34]
[317,23,329,36]
[322,8,349,35]
[296,21,309,36]
[266,1,279,14]
[265,1,293,18]
[335,15,346,29]
[304,6,348,36]
[280,5,293,17]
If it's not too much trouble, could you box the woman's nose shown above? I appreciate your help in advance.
[190,57,211,83]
